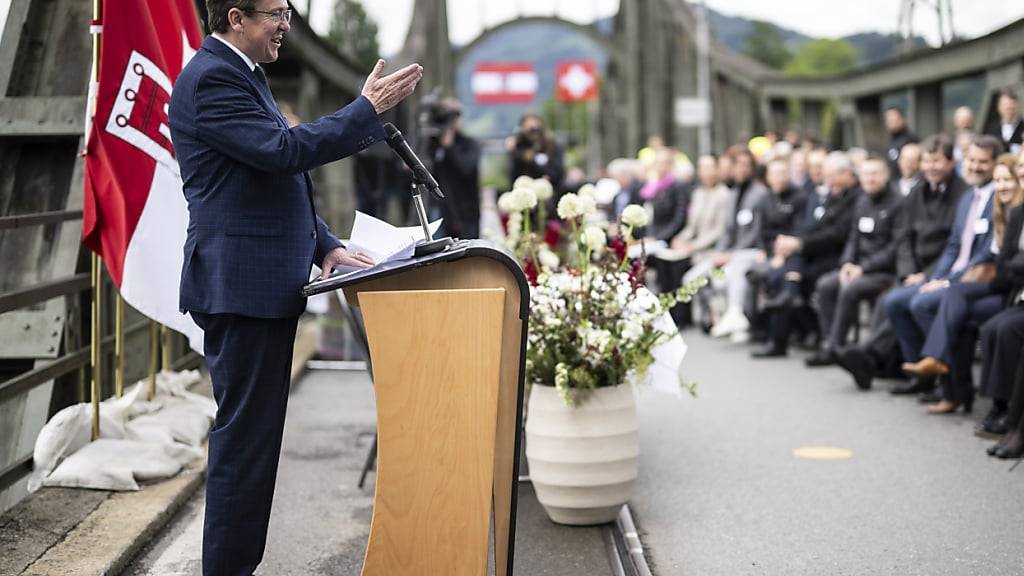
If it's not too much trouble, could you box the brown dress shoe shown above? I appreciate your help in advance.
[926,399,973,414]
[901,356,950,377]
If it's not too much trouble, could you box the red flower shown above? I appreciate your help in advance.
[544,220,562,248]
[523,258,539,285]
[609,236,627,261]
[500,212,510,233]
[628,258,645,290]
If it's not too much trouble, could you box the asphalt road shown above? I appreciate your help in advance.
[123,368,612,575]
[631,332,1024,576]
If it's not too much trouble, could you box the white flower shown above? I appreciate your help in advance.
[557,193,583,219]
[583,327,613,353]
[577,183,597,200]
[531,178,554,201]
[513,175,535,191]
[509,187,538,211]
[583,226,606,252]
[621,204,649,227]
[506,211,523,242]
[579,194,597,216]
[538,247,560,270]
[621,318,645,342]
[497,192,516,214]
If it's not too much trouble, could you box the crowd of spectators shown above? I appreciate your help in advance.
[573,89,1024,460]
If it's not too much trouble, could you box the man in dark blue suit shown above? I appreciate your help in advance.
[881,136,1001,377]
[168,1,422,573]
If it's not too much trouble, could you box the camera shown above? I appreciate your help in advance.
[418,89,459,140]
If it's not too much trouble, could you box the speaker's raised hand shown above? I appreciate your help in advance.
[361,59,423,114]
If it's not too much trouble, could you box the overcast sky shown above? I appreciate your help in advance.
[295,0,1024,57]
[1,0,1022,58]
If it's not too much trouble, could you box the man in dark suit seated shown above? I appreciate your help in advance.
[812,155,902,361]
[986,89,1023,155]
[835,135,968,391]
[751,152,860,359]
[168,1,422,574]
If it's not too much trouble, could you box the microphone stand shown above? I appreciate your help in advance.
[411,179,455,257]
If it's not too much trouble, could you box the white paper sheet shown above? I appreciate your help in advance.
[330,211,442,276]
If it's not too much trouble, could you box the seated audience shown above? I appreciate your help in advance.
[685,149,769,338]
[879,136,1000,386]
[835,135,968,390]
[752,152,860,359]
[902,153,1022,415]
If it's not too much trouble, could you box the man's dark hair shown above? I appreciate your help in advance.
[864,152,888,165]
[998,89,1019,102]
[970,134,1006,159]
[920,134,954,161]
[886,106,906,118]
[206,0,259,34]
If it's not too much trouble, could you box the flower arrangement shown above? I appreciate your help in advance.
[495,177,712,406]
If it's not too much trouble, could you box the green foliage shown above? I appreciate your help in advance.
[783,39,858,78]
[743,20,792,70]
[327,0,380,72]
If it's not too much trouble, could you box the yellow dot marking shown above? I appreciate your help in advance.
[793,446,853,460]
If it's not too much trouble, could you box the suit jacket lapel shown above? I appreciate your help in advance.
[201,38,289,129]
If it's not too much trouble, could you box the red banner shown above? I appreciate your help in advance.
[472,62,538,104]
[555,61,598,103]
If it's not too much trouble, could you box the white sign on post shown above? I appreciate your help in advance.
[674,98,711,127]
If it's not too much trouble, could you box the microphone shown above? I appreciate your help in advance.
[383,123,445,200]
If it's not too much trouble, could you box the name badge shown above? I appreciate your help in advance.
[858,217,875,234]
[813,206,826,221]
[737,209,754,226]
[974,218,990,235]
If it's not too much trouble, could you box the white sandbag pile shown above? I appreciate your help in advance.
[28,370,216,492]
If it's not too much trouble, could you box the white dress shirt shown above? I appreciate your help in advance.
[211,33,256,72]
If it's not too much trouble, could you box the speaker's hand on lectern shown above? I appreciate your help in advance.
[361,59,423,114]
[320,246,374,280]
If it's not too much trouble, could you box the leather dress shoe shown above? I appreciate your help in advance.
[926,398,973,414]
[975,409,1009,437]
[890,376,934,396]
[901,356,950,377]
[804,349,836,367]
[751,344,787,358]
[994,430,1024,459]
[835,347,874,390]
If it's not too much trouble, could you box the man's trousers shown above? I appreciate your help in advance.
[190,311,299,576]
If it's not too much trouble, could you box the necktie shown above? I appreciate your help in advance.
[254,65,269,87]
[952,189,982,273]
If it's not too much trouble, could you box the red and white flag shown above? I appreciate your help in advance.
[472,62,538,104]
[82,0,204,352]
[555,61,598,103]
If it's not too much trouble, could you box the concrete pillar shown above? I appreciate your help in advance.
[622,0,642,157]
[912,82,943,138]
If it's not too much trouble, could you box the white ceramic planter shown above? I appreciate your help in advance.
[525,383,639,526]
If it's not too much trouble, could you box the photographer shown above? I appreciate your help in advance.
[423,96,482,238]
[507,113,565,196]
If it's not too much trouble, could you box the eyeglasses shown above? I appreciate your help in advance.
[248,8,292,23]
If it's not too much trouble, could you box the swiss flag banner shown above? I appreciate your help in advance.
[555,61,599,103]
[82,0,204,352]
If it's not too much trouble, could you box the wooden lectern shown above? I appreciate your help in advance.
[303,240,528,576]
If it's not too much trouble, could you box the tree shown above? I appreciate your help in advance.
[743,21,791,70]
[783,39,859,77]
[328,0,380,72]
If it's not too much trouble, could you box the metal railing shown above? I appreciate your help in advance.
[0,209,199,493]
